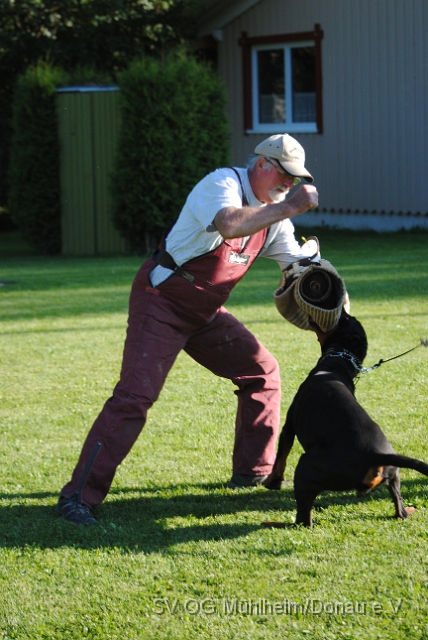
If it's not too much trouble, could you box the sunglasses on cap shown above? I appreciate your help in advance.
[265,158,301,186]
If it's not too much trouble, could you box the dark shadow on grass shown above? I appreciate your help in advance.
[0,486,294,552]
[0,483,227,501]
[0,324,127,336]
[0,478,425,552]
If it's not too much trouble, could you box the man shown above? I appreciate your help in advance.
[56,133,319,525]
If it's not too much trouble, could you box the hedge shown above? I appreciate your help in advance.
[112,56,230,253]
[8,56,231,255]
[7,61,67,254]
[7,63,113,254]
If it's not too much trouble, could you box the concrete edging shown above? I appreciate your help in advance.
[296,211,428,232]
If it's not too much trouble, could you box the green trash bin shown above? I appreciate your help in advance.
[56,86,126,256]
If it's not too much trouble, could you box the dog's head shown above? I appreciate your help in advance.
[311,310,368,364]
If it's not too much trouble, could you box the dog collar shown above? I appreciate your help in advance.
[321,348,365,373]
[322,338,428,375]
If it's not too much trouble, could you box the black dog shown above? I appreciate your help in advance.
[264,311,428,527]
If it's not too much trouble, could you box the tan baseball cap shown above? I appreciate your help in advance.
[254,134,314,183]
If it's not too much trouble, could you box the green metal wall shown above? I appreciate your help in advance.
[57,88,127,256]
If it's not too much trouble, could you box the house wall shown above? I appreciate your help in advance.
[217,0,428,223]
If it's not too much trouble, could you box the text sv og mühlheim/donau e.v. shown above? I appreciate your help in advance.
[152,597,404,616]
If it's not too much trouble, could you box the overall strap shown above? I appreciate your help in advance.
[152,248,195,282]
[229,167,271,252]
[229,167,249,206]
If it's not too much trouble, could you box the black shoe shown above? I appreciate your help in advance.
[227,473,269,489]
[56,496,97,525]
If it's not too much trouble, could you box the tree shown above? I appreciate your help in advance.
[0,0,199,207]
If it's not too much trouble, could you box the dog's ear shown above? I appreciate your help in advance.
[333,313,368,362]
[346,321,368,363]
[321,311,368,362]
[339,307,351,321]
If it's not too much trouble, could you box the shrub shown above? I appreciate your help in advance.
[8,62,115,254]
[8,61,67,254]
[112,56,230,253]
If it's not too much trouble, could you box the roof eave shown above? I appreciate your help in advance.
[196,0,262,37]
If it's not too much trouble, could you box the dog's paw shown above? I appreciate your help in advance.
[263,475,284,490]
[395,506,417,520]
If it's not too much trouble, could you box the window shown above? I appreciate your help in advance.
[240,25,323,134]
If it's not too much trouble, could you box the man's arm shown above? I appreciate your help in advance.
[214,184,318,239]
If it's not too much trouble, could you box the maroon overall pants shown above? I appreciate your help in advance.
[61,230,281,507]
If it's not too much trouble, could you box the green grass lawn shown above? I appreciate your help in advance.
[0,228,427,639]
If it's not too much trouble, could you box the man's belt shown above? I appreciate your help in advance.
[152,249,195,282]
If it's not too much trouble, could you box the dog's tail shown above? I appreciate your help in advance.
[372,453,428,477]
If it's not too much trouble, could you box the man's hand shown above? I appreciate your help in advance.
[286,184,318,215]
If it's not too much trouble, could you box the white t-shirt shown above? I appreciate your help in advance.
[150,167,315,287]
